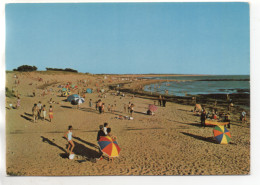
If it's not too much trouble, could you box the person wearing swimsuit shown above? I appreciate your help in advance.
[64,125,75,155]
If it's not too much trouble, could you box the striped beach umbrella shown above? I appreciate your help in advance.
[213,125,231,144]
[98,136,121,157]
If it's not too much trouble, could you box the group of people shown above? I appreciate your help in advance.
[64,122,117,161]
[158,95,167,107]
[31,101,53,123]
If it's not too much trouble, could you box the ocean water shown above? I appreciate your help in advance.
[143,75,250,97]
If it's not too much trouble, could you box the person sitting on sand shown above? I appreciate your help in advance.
[49,105,54,122]
[64,125,75,155]
[97,125,106,141]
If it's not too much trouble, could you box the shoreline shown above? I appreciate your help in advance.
[111,79,250,121]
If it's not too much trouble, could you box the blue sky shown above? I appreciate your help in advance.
[5,3,250,74]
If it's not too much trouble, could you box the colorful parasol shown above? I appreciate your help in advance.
[148,104,158,112]
[98,136,121,157]
[213,125,231,144]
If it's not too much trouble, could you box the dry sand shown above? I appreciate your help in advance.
[5,72,250,176]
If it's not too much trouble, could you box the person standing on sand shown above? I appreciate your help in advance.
[37,101,42,119]
[128,102,131,113]
[225,113,231,129]
[42,105,47,121]
[49,105,54,122]
[162,97,167,107]
[64,125,75,155]
[97,125,106,141]
[101,103,105,113]
[98,100,102,114]
[201,109,206,128]
[158,95,162,106]
[89,99,92,108]
[16,97,21,109]
[32,104,39,123]
[124,104,127,113]
[107,104,111,112]
[130,104,134,117]
[111,105,114,113]
[241,110,246,123]
[96,125,106,161]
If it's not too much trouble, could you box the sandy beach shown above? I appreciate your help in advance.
[5,71,250,176]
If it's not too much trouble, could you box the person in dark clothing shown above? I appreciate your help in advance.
[97,125,106,161]
[162,97,166,107]
[158,95,162,107]
[97,125,106,141]
[201,109,206,128]
[225,113,231,129]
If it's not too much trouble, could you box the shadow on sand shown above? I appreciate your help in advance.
[62,137,101,162]
[21,114,32,121]
[125,127,164,131]
[181,132,217,144]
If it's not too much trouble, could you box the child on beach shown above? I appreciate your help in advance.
[41,105,46,121]
[64,125,75,155]
[16,97,20,109]
[49,105,53,122]
[241,110,246,123]
[130,104,134,117]
[128,102,131,113]
[101,103,105,113]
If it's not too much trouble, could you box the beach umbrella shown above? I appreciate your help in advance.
[72,97,85,105]
[213,125,231,144]
[148,104,158,112]
[67,94,80,102]
[62,88,67,92]
[86,88,92,93]
[98,136,121,157]
[63,91,70,97]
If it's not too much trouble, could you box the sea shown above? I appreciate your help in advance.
[143,75,250,97]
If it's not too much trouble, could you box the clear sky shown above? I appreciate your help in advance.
[5,3,250,75]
